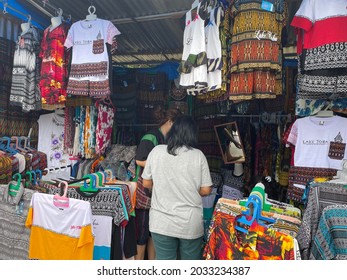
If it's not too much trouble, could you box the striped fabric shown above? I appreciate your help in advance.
[310,204,347,260]
[297,183,347,259]
[0,185,35,259]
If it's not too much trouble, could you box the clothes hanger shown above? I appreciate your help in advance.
[12,136,28,153]
[53,181,69,208]
[94,172,105,186]
[24,171,33,188]
[234,196,261,234]
[20,136,35,152]
[30,170,37,186]
[8,173,22,197]
[79,174,98,192]
[313,103,334,118]
[238,183,276,223]
[85,5,97,21]
[36,169,42,183]
[0,136,16,155]
[43,167,50,176]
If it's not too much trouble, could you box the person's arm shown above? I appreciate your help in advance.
[135,159,146,168]
[199,185,212,196]
[142,178,153,190]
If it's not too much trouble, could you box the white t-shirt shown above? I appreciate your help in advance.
[64,18,120,82]
[142,145,212,239]
[287,116,347,170]
[25,192,94,260]
[37,112,71,179]
[92,215,112,260]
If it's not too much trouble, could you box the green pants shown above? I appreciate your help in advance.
[151,232,203,260]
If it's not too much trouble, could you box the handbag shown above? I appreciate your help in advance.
[134,166,152,209]
[133,133,158,209]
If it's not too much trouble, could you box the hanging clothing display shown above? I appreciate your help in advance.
[9,26,41,112]
[64,18,120,97]
[228,0,287,100]
[205,6,223,91]
[39,23,70,110]
[179,3,208,93]
[291,0,347,116]
[197,2,230,104]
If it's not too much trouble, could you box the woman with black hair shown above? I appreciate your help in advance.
[142,115,213,260]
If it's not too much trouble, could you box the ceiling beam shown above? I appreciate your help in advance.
[112,59,177,66]
[111,10,186,24]
[114,50,182,56]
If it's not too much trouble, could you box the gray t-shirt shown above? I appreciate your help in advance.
[142,145,212,239]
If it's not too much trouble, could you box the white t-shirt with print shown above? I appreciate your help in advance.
[37,112,71,180]
[287,116,347,170]
[64,18,120,82]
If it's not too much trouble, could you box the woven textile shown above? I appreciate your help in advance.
[287,166,337,203]
[297,182,347,259]
[310,204,347,260]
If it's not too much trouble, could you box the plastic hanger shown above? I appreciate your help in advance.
[234,197,260,234]
[8,173,22,196]
[94,172,105,186]
[11,136,27,153]
[314,110,334,118]
[239,183,273,212]
[53,181,69,208]
[25,171,33,188]
[235,184,276,233]
[1,136,18,155]
[20,136,35,152]
[43,167,50,176]
[30,170,37,186]
[314,103,334,118]
[80,174,98,192]
[85,5,97,21]
[35,169,42,184]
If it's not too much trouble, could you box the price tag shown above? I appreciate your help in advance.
[261,1,274,12]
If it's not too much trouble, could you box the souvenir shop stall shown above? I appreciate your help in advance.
[0,0,346,260]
